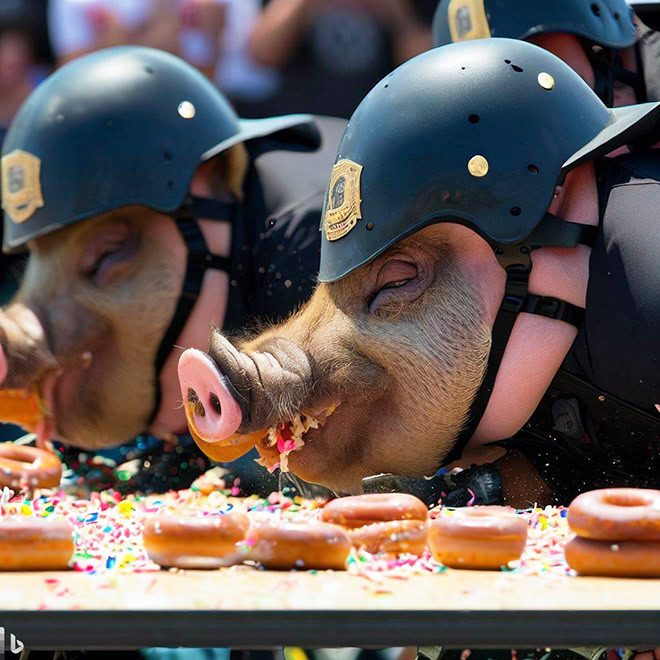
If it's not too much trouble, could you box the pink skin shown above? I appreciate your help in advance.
[177,348,242,442]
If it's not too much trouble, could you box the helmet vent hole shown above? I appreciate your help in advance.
[366,222,375,231]
[510,206,522,216]
[468,114,480,124]
[145,65,155,74]
[167,180,175,190]
[164,151,174,162]
[591,3,601,17]
[504,59,511,64]
[527,164,539,174]
[511,64,523,73]
[613,11,620,20]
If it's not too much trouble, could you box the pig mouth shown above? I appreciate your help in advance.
[178,347,338,472]
[254,406,337,474]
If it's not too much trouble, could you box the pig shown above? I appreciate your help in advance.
[179,227,494,495]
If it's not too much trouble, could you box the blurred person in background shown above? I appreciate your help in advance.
[0,27,36,143]
[48,0,180,65]
[0,0,51,144]
[0,0,52,441]
[246,0,433,118]
[48,0,225,79]
[214,0,281,117]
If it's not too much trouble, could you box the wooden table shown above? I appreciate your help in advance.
[0,568,658,650]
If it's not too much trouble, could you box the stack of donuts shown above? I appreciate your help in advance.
[565,487,660,578]
[321,493,429,555]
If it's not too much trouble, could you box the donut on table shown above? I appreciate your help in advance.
[321,493,428,528]
[0,443,62,489]
[0,518,74,570]
[428,506,528,570]
[246,521,351,570]
[567,488,660,541]
[565,488,660,578]
[348,519,428,555]
[143,511,250,568]
[564,536,660,578]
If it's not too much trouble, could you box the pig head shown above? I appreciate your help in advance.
[179,227,492,493]
[0,207,183,448]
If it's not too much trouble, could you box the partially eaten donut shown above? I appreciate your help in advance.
[0,388,45,431]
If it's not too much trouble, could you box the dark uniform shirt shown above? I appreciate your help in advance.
[224,115,346,332]
[514,149,660,503]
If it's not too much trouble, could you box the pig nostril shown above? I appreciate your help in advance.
[194,400,206,417]
[209,392,222,415]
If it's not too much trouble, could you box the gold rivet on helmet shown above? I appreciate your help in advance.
[467,155,489,177]
[538,72,555,90]
[178,101,196,119]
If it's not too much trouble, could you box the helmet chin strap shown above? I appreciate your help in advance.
[147,195,237,430]
[587,43,647,105]
[440,213,598,466]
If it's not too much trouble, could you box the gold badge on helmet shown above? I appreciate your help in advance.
[448,0,490,42]
[1,149,45,224]
[323,159,363,242]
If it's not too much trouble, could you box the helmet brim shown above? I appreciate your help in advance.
[202,114,315,161]
[562,102,660,172]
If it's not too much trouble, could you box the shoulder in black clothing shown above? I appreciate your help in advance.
[565,149,660,413]
[224,116,346,334]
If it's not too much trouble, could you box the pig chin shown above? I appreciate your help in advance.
[284,408,373,493]
[283,400,434,494]
[50,364,150,450]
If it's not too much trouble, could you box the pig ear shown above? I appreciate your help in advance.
[202,144,248,201]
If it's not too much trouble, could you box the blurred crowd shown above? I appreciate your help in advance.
[1,0,436,139]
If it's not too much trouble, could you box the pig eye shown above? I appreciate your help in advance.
[368,259,422,316]
[79,233,139,287]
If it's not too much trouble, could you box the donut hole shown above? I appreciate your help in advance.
[603,492,650,507]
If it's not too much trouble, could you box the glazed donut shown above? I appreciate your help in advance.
[0,518,74,570]
[321,493,428,529]
[567,488,660,541]
[348,519,428,555]
[564,536,660,578]
[143,511,250,568]
[0,443,62,489]
[246,521,351,570]
[428,506,528,570]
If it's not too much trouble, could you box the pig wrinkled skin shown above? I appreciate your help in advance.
[0,148,241,449]
[179,161,598,494]
[183,227,494,494]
